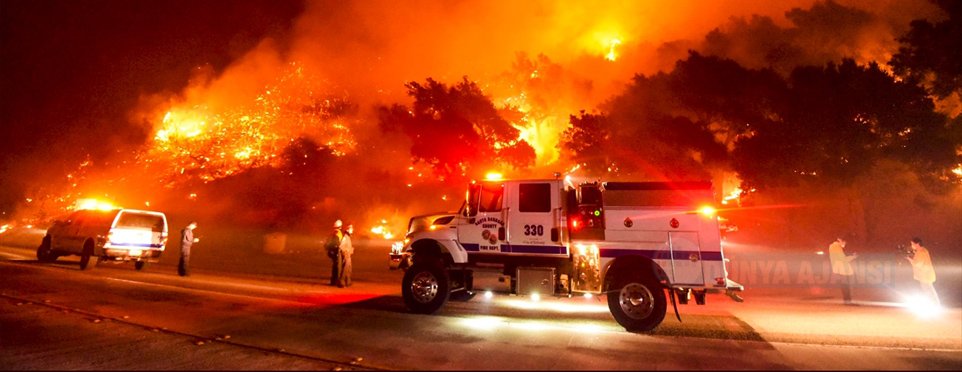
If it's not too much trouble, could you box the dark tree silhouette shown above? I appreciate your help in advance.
[379,77,535,180]
[561,111,612,173]
[734,59,954,189]
[563,52,777,180]
[890,0,962,99]
[562,51,957,189]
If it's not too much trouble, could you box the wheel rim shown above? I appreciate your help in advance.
[619,282,655,320]
[411,271,439,304]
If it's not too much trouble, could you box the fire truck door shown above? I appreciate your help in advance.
[505,182,566,255]
[669,231,705,285]
[457,182,506,254]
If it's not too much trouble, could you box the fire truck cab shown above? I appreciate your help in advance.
[392,178,743,332]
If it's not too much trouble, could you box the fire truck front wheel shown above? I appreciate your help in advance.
[607,273,667,332]
[402,261,450,314]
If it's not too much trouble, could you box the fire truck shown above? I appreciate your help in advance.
[390,178,743,332]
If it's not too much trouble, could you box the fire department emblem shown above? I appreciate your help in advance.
[481,229,497,244]
[669,218,680,229]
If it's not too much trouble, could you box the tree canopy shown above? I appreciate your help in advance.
[561,51,959,190]
[378,77,535,181]
[889,0,962,99]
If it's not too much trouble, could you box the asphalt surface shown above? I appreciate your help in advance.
[1,242,960,370]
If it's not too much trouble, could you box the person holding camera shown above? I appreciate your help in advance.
[829,235,858,304]
[905,237,939,306]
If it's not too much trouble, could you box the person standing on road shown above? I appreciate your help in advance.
[905,237,939,306]
[337,224,354,288]
[829,235,857,304]
[326,219,344,286]
[178,221,199,277]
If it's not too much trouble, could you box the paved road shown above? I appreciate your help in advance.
[1,244,960,370]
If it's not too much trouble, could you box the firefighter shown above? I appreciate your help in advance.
[337,224,354,288]
[327,219,344,286]
[829,235,857,304]
[905,237,939,306]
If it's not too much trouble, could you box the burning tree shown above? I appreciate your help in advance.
[378,77,536,181]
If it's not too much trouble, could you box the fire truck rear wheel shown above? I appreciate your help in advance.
[134,260,147,271]
[402,261,450,314]
[607,273,666,332]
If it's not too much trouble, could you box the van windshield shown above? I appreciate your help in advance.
[115,212,165,232]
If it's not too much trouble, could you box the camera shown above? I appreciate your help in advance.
[896,244,915,259]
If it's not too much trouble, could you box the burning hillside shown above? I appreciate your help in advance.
[2,0,958,250]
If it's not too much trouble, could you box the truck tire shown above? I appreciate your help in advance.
[79,242,98,271]
[134,261,147,271]
[402,261,450,314]
[37,236,58,263]
[607,272,666,332]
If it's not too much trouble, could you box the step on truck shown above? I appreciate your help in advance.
[390,178,744,332]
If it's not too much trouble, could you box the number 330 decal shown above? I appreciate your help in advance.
[523,224,544,236]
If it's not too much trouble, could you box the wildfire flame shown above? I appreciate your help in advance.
[369,219,395,240]
[605,38,622,62]
[145,63,357,185]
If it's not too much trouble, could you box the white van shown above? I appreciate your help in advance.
[37,208,169,271]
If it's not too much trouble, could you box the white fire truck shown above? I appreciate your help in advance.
[390,178,743,332]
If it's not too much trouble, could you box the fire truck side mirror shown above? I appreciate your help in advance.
[498,227,505,241]
[550,227,559,242]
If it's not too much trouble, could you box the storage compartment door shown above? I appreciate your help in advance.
[669,232,705,285]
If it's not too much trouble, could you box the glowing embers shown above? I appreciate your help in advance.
[144,64,357,185]
[155,111,205,141]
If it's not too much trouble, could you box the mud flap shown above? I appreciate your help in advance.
[668,287,682,322]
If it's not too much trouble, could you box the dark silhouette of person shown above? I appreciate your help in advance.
[178,221,198,277]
